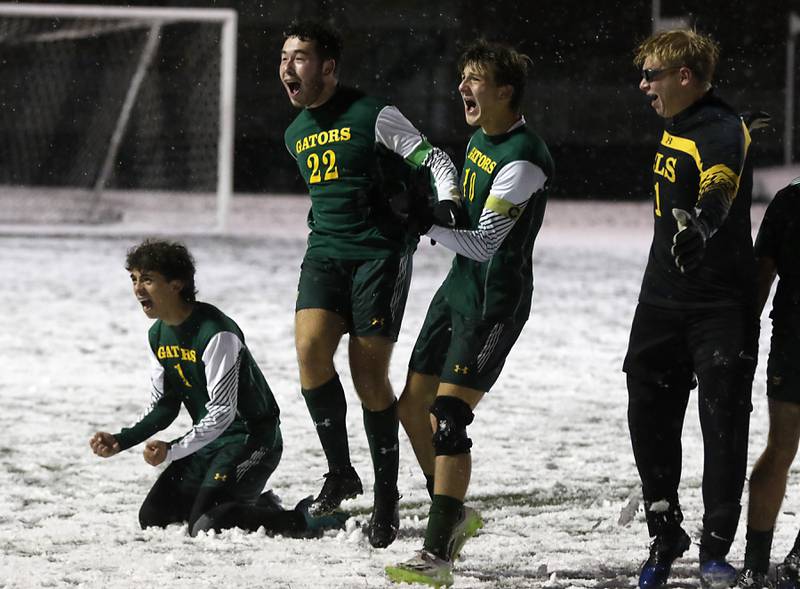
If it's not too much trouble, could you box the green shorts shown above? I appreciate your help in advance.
[173,426,283,501]
[409,286,526,391]
[296,253,413,341]
[766,328,800,403]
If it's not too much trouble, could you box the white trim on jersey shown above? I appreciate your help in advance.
[167,331,242,462]
[427,160,548,262]
[140,346,166,419]
[375,105,460,202]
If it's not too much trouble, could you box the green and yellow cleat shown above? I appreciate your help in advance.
[449,506,483,561]
[385,550,454,587]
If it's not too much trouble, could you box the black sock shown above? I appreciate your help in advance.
[302,375,351,471]
[425,474,435,499]
[363,400,399,498]
[423,494,463,560]
[743,527,774,573]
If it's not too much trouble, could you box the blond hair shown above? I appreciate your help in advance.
[634,29,720,86]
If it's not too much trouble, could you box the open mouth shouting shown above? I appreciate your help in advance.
[463,96,479,118]
[138,297,154,313]
[283,78,302,99]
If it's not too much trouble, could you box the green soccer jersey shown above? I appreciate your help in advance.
[427,119,554,321]
[114,302,280,460]
[284,85,459,260]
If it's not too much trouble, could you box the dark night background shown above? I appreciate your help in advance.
[2,0,799,200]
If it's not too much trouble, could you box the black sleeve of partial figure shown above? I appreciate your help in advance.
[696,186,733,237]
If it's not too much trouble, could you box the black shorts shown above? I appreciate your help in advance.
[171,428,282,501]
[409,286,526,392]
[766,327,800,403]
[295,253,412,341]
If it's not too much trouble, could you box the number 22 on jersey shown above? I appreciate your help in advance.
[307,149,339,183]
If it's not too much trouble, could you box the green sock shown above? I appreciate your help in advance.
[423,494,463,560]
[743,527,774,573]
[363,400,399,497]
[302,375,351,471]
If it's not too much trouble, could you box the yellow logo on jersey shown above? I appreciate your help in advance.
[453,364,470,375]
[653,153,677,183]
[466,146,497,174]
[295,127,351,154]
[213,473,228,482]
[157,345,197,362]
[370,317,385,327]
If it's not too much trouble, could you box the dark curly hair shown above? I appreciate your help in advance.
[284,20,343,72]
[125,239,197,302]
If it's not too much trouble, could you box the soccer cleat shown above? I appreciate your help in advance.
[366,489,400,548]
[638,528,692,588]
[699,559,737,589]
[309,466,363,516]
[735,568,770,588]
[385,549,454,587]
[255,489,283,512]
[190,502,239,536]
[293,496,348,537]
[448,506,483,561]
[777,552,800,589]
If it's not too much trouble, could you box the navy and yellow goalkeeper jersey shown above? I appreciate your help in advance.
[639,91,756,308]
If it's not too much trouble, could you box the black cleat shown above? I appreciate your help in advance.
[638,528,691,588]
[310,466,363,516]
[366,490,400,548]
[778,552,800,589]
[735,568,770,588]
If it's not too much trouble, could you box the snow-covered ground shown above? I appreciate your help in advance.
[0,197,793,589]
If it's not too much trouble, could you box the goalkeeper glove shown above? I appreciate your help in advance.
[671,208,711,274]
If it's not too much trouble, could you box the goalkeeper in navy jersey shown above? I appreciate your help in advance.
[90,240,344,537]
[386,40,553,588]
[623,29,760,589]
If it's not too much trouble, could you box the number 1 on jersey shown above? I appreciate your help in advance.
[174,363,192,388]
[654,181,662,217]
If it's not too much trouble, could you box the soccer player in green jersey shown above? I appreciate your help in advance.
[279,21,461,548]
[386,40,554,587]
[90,240,344,538]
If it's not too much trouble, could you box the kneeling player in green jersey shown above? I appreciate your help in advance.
[386,41,554,587]
[279,21,461,548]
[90,240,344,538]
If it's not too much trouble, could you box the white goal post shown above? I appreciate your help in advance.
[0,3,237,230]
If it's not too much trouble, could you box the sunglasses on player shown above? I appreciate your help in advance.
[640,66,683,82]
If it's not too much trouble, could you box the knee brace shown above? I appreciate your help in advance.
[430,396,474,456]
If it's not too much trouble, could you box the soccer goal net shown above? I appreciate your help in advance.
[0,3,236,229]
